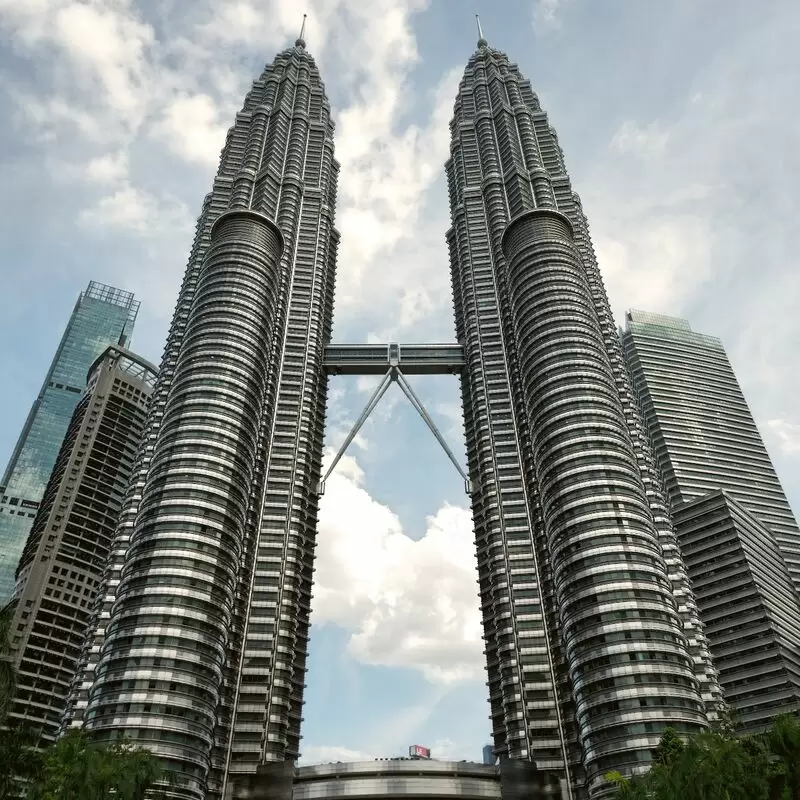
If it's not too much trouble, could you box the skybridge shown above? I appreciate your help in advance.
[319,342,471,496]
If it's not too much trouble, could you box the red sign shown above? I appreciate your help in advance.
[408,745,431,759]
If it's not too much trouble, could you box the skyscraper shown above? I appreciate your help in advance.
[67,31,717,800]
[74,31,339,800]
[671,491,800,733]
[445,35,715,796]
[621,310,800,732]
[0,282,139,601]
[7,345,156,745]
[620,310,800,587]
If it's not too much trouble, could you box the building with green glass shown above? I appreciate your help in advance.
[0,281,138,601]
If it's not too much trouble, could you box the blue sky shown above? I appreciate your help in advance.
[1,0,799,765]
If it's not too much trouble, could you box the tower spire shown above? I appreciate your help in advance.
[296,13,307,48]
[475,14,487,47]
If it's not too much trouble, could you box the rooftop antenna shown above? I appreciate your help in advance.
[476,14,487,47]
[296,13,307,48]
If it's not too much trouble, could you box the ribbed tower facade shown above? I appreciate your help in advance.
[72,36,338,800]
[446,39,717,796]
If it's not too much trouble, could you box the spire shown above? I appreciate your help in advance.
[475,14,487,48]
[296,13,307,48]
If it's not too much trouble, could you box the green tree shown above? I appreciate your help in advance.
[0,600,17,719]
[609,715,800,800]
[763,713,800,800]
[26,730,171,800]
[0,599,42,799]
[0,728,41,800]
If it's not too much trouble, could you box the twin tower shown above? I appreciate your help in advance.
[62,32,720,800]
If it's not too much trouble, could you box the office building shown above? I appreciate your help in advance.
[621,310,800,587]
[5,345,156,744]
[67,30,716,800]
[622,310,800,732]
[671,491,800,733]
[0,282,139,601]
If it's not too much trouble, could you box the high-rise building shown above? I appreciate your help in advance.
[621,310,800,732]
[66,32,717,800]
[6,345,156,745]
[444,35,716,796]
[620,310,800,586]
[671,491,800,733]
[73,32,339,800]
[0,282,139,601]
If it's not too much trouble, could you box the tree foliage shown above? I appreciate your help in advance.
[0,728,41,800]
[0,600,17,720]
[1,608,168,799]
[609,715,800,800]
[25,731,169,800]
[0,599,40,799]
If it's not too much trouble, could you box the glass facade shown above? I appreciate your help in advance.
[0,282,138,600]
[445,39,716,796]
[234,759,501,800]
[73,38,338,800]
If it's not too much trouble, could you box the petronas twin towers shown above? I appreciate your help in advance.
[62,29,720,800]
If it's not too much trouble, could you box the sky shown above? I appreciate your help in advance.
[1,0,799,766]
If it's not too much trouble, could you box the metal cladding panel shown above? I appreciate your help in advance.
[447,45,579,790]
[293,761,501,800]
[85,211,284,798]
[61,32,724,800]
[672,491,800,733]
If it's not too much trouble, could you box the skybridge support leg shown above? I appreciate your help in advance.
[394,370,473,496]
[318,367,473,496]
[317,371,393,496]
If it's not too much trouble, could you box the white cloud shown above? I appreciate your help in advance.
[0,0,463,344]
[1,0,157,134]
[532,0,569,30]
[79,184,190,236]
[333,59,463,325]
[766,419,800,456]
[154,94,229,167]
[428,738,462,760]
[85,151,129,184]
[299,744,374,765]
[8,90,107,143]
[315,454,483,684]
[51,2,154,120]
[610,120,670,158]
[593,214,713,324]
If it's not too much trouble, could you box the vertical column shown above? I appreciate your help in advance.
[85,211,284,800]
[502,209,707,793]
